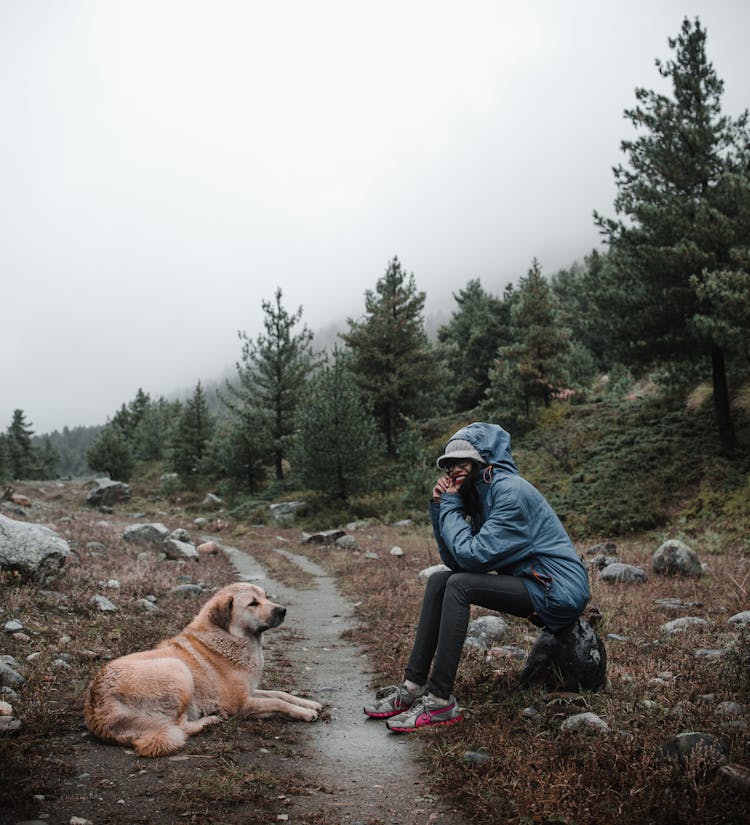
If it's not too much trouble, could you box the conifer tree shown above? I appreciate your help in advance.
[171,382,214,478]
[437,278,512,411]
[224,288,315,481]
[0,433,11,482]
[595,17,750,451]
[87,424,135,481]
[484,261,570,426]
[6,409,35,480]
[294,349,378,500]
[341,257,441,456]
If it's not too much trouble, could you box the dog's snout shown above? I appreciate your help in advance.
[269,605,286,628]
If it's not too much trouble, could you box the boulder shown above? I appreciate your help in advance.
[163,538,199,561]
[465,615,509,650]
[123,523,170,545]
[0,514,71,583]
[519,618,607,692]
[599,562,647,583]
[301,529,346,545]
[660,732,726,765]
[335,535,360,551]
[86,478,131,507]
[269,501,305,522]
[652,539,702,576]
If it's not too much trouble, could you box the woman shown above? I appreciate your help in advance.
[364,422,590,732]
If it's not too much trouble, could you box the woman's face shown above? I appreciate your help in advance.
[443,459,473,489]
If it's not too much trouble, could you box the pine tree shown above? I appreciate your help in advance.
[87,424,135,481]
[6,409,35,480]
[595,17,750,451]
[223,288,316,481]
[484,261,571,427]
[171,382,214,478]
[294,349,378,501]
[437,278,512,411]
[0,433,11,482]
[341,257,441,456]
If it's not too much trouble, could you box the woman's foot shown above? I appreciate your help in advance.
[363,683,426,719]
[385,692,463,732]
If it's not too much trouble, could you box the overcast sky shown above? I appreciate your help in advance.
[2,1,749,434]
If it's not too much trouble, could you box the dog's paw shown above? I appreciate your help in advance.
[302,707,319,722]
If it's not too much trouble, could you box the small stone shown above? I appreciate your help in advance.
[135,599,157,612]
[389,546,404,557]
[599,563,647,583]
[364,552,379,560]
[4,620,24,633]
[0,715,21,734]
[660,617,709,634]
[168,584,204,597]
[728,610,750,626]
[70,817,94,825]
[719,763,750,790]
[715,701,745,718]
[0,700,12,715]
[694,648,724,658]
[462,750,490,765]
[560,712,609,734]
[661,731,726,764]
[607,634,628,642]
[335,535,360,551]
[89,595,118,613]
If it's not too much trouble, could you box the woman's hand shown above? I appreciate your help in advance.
[432,475,452,502]
[432,462,472,501]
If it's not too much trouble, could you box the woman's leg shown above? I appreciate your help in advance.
[427,573,534,699]
[403,570,453,687]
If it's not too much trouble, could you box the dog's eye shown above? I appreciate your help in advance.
[248,599,259,607]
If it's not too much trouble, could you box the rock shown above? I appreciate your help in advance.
[170,528,192,543]
[0,514,71,582]
[560,712,609,734]
[660,732,726,765]
[85,478,132,507]
[694,648,724,658]
[465,615,509,649]
[652,539,702,577]
[4,620,24,633]
[599,562,647,584]
[70,817,94,825]
[660,617,710,634]
[607,634,628,642]
[728,610,750,626]
[419,564,451,579]
[202,493,223,509]
[389,546,404,557]
[519,618,607,692]
[462,750,490,765]
[169,584,204,597]
[89,595,118,613]
[0,700,12,715]
[269,501,305,522]
[0,660,25,688]
[163,538,199,561]
[135,599,157,612]
[10,493,32,507]
[123,523,170,545]
[0,715,21,734]
[301,529,346,545]
[197,541,220,556]
[391,519,414,528]
[719,763,750,791]
[487,645,527,661]
[335,535,360,551]
[715,701,745,718]
[364,552,379,560]
[588,554,620,571]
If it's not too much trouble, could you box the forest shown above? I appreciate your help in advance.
[2,18,749,539]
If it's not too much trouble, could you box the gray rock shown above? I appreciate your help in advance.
[163,538,199,561]
[364,552,379,560]
[135,598,158,612]
[660,617,709,634]
[465,615,509,649]
[335,535,360,551]
[0,660,24,688]
[0,514,71,582]
[487,645,527,661]
[391,519,414,528]
[419,564,451,580]
[389,546,404,557]
[169,584,204,597]
[4,620,24,634]
[169,527,192,543]
[588,554,620,570]
[269,501,305,521]
[694,648,724,658]
[123,523,170,545]
[585,541,618,556]
[0,715,21,734]
[654,597,702,612]
[715,701,745,718]
[519,618,607,692]
[202,493,223,508]
[728,610,750,626]
[599,562,647,583]
[85,478,131,507]
[89,595,118,612]
[462,750,490,765]
[607,634,629,642]
[652,539,702,577]
[560,712,609,734]
[661,731,727,764]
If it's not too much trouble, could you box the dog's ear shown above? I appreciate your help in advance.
[208,595,233,631]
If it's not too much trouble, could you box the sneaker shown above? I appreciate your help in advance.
[363,683,425,719]
[386,693,463,732]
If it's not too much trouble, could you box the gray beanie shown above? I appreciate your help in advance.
[436,438,484,470]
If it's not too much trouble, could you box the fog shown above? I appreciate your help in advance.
[2,0,749,434]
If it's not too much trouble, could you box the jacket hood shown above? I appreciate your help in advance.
[443,422,518,475]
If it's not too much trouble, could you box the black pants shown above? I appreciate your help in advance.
[403,570,541,699]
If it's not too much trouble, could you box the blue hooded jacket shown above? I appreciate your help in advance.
[430,422,590,631]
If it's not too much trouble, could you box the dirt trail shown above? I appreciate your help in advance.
[224,542,469,825]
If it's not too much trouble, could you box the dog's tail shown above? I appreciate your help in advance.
[133,724,188,757]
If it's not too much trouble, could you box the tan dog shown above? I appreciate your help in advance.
[83,582,322,757]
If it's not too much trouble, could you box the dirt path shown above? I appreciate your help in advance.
[224,541,469,825]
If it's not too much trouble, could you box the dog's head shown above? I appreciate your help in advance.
[205,582,286,637]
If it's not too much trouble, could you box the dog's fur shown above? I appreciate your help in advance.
[83,582,322,757]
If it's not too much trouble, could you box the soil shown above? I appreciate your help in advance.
[4,486,470,825]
